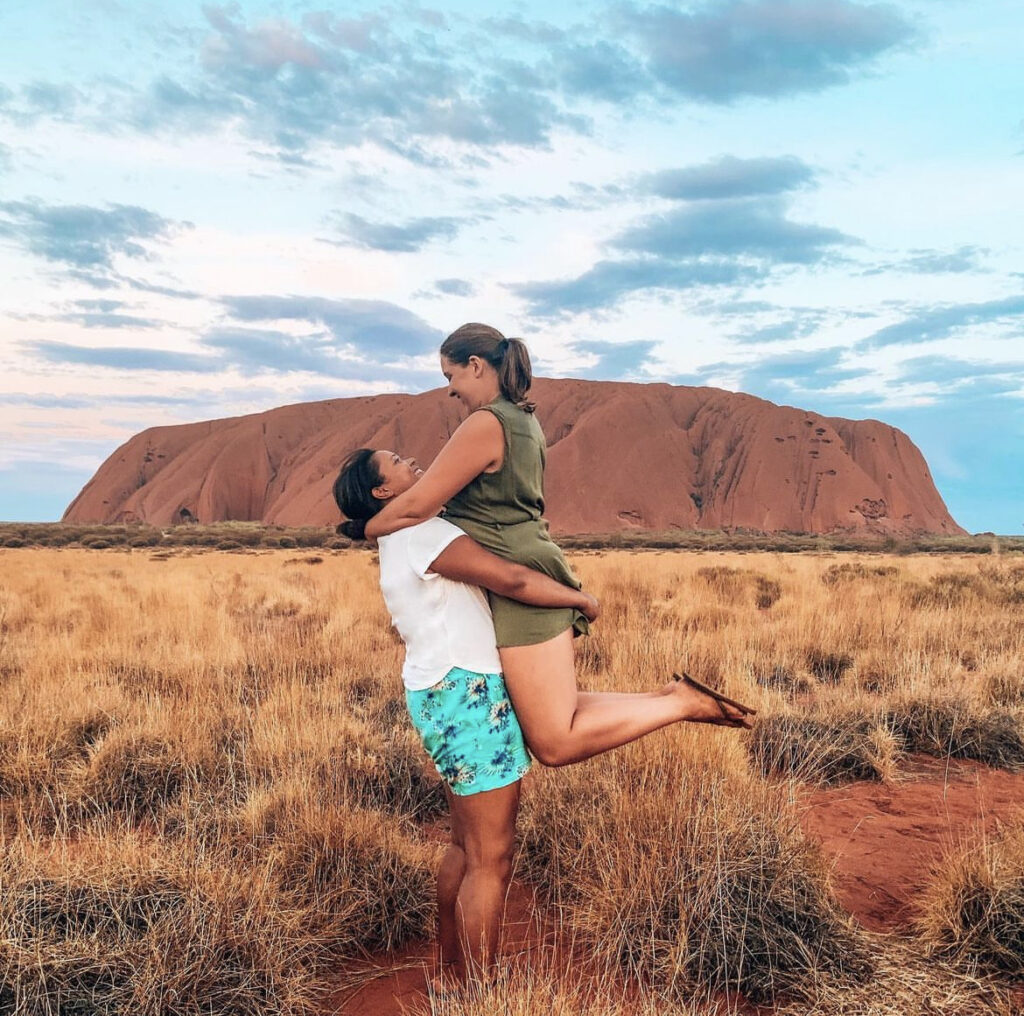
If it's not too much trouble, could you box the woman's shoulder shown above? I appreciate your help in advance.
[479,396,541,433]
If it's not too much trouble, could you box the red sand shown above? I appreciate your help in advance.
[63,378,964,536]
[325,756,1024,1015]
[802,754,1024,933]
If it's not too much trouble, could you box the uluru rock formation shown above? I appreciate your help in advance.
[63,378,964,536]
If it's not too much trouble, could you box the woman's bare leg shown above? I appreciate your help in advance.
[445,780,521,985]
[435,786,466,980]
[500,630,748,767]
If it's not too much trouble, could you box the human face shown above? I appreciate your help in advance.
[440,353,499,411]
[371,450,422,501]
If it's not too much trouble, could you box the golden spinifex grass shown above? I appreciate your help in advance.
[1,547,1023,1012]
[916,826,1024,977]
[517,736,871,1004]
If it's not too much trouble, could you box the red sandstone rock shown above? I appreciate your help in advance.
[63,379,964,535]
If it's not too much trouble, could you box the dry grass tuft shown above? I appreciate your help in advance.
[749,713,902,785]
[260,792,441,954]
[805,649,855,685]
[519,737,870,1004]
[916,827,1024,976]
[886,699,1024,770]
[0,836,323,1016]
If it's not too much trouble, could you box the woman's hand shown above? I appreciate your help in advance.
[578,592,600,623]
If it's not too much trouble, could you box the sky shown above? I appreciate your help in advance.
[0,0,1021,532]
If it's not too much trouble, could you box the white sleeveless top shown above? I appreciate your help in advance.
[376,517,503,691]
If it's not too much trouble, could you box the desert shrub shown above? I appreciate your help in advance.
[83,539,112,550]
[752,664,809,694]
[73,729,211,826]
[694,565,745,596]
[908,573,987,609]
[986,672,1024,708]
[856,667,899,695]
[293,529,330,548]
[250,791,439,954]
[887,700,1024,770]
[754,576,782,609]
[917,827,1024,976]
[244,713,445,823]
[806,649,855,684]
[2,537,26,548]
[822,563,899,585]
[426,962,705,1016]
[519,740,870,1004]
[276,536,298,549]
[0,838,322,1016]
[216,539,243,551]
[748,713,901,785]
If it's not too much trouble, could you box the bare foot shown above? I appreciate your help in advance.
[671,677,754,729]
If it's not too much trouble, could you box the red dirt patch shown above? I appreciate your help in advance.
[801,754,1024,933]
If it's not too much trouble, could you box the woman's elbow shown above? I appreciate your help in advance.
[495,568,530,600]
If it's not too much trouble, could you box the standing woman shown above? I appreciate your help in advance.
[364,324,754,766]
[334,448,600,990]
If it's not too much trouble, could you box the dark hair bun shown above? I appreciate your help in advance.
[337,519,368,541]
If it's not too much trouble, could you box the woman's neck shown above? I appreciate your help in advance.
[468,386,502,411]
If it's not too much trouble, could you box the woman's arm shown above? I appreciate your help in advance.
[429,535,600,622]
[365,411,504,540]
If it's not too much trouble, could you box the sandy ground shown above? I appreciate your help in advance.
[326,755,1024,1015]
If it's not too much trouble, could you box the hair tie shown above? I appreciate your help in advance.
[499,337,509,355]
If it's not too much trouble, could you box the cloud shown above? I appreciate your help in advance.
[4,3,916,167]
[20,297,444,384]
[893,354,1024,389]
[860,295,1024,348]
[199,326,438,385]
[328,212,465,252]
[219,295,442,357]
[861,245,989,277]
[511,257,760,317]
[0,199,183,270]
[21,81,82,118]
[54,311,163,329]
[123,6,585,155]
[481,16,566,46]
[690,347,871,406]
[0,141,11,173]
[738,309,832,344]
[29,341,221,372]
[0,81,83,126]
[556,41,650,102]
[623,0,916,103]
[434,278,476,297]
[565,339,661,378]
[614,195,853,264]
[640,155,816,200]
[512,187,853,317]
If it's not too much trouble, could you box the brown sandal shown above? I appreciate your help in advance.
[672,672,758,725]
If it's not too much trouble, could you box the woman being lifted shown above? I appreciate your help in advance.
[364,323,755,767]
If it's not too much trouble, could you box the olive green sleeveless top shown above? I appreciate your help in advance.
[444,396,589,648]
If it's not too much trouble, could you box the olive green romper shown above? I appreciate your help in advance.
[443,396,589,648]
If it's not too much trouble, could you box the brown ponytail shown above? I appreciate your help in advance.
[440,323,535,412]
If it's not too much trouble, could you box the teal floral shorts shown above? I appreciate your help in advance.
[405,667,533,796]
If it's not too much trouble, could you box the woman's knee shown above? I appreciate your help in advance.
[463,835,516,875]
[529,740,575,768]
